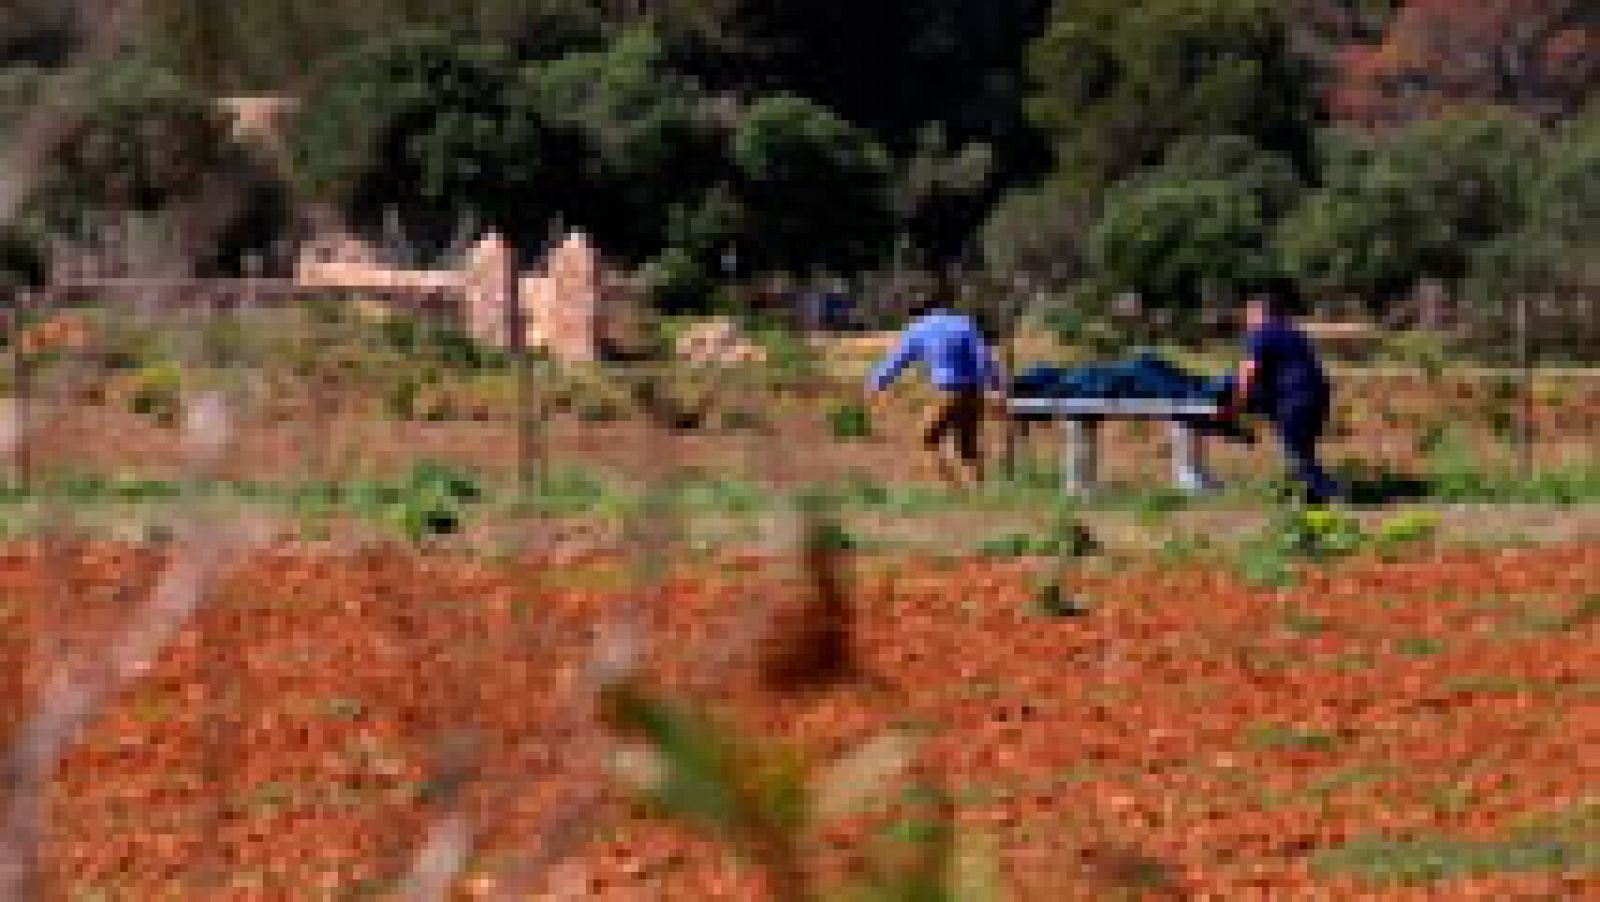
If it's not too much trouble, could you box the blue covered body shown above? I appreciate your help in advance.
[1011,353,1252,442]
[1012,353,1233,403]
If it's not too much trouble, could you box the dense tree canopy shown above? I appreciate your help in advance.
[727,95,893,274]
[1027,0,1320,191]
[1280,114,1545,302]
[1091,136,1303,308]
[290,30,592,256]
[7,0,1599,309]
[37,60,239,220]
[1470,109,1600,293]
[523,27,717,258]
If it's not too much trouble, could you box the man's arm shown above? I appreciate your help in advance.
[979,339,1004,393]
[1228,330,1267,414]
[867,327,920,392]
[1230,359,1259,413]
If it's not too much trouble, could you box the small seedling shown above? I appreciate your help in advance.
[1027,582,1090,618]
[828,401,874,440]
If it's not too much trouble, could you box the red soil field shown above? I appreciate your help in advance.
[1,541,1597,899]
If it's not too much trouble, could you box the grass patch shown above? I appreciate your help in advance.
[1516,595,1600,634]
[1300,766,1397,804]
[1281,609,1329,637]
[976,512,1098,560]
[827,401,874,440]
[1312,834,1598,885]
[1394,636,1446,657]
[1246,724,1340,753]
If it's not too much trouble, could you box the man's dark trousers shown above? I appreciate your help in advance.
[1273,394,1341,504]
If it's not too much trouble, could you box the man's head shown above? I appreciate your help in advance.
[908,277,958,318]
[1244,280,1301,331]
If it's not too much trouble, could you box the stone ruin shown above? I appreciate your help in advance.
[294,228,634,363]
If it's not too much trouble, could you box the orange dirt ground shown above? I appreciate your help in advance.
[1,541,1596,899]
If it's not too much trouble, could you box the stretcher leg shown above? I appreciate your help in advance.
[1064,418,1100,494]
[1171,421,1221,493]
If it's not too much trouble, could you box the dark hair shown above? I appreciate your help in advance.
[1245,278,1303,318]
[908,276,958,317]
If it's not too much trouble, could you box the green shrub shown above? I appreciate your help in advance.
[123,362,185,425]
[578,398,625,423]
[828,401,874,440]
[371,462,484,542]
[1374,510,1440,550]
[978,513,1098,560]
[1280,506,1367,560]
[1246,724,1338,752]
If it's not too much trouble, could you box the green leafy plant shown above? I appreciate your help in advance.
[1373,510,1440,557]
[121,361,185,425]
[597,679,995,902]
[1246,724,1339,753]
[828,401,875,440]
[977,512,1097,560]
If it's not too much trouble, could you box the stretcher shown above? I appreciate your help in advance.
[1006,397,1225,494]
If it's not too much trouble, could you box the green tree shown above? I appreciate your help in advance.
[522,26,718,258]
[290,28,591,255]
[1027,0,1318,195]
[1281,114,1545,304]
[651,0,1052,263]
[145,0,610,92]
[1091,135,1302,309]
[728,94,893,274]
[980,176,1094,284]
[34,60,239,221]
[1471,110,1600,294]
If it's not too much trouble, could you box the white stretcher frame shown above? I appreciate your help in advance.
[1006,397,1224,494]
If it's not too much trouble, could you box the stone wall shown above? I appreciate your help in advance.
[48,229,633,363]
[521,232,619,363]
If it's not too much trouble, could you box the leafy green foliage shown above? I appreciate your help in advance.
[828,401,875,441]
[1238,504,1439,586]
[290,29,591,255]
[1027,0,1317,192]
[1281,115,1545,303]
[1470,109,1600,302]
[1313,831,1600,886]
[523,26,720,259]
[32,60,241,222]
[597,678,993,901]
[344,461,485,541]
[978,511,1098,559]
[1092,135,1303,308]
[143,0,608,92]
[730,95,894,274]
[1246,723,1339,752]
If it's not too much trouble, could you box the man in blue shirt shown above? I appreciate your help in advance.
[868,290,1001,487]
[1227,289,1342,504]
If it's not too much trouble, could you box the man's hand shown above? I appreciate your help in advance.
[984,390,1009,418]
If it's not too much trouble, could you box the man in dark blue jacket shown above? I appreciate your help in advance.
[1227,290,1343,504]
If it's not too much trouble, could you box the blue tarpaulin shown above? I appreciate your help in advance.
[1011,353,1252,442]
[1012,352,1232,402]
